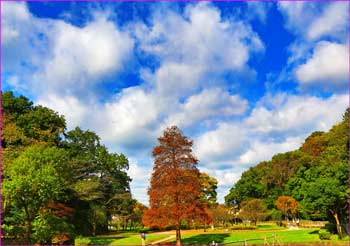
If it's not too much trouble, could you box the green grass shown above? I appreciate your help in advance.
[177,229,349,245]
[77,225,349,245]
[75,232,171,245]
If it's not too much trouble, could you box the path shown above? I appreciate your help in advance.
[150,235,175,245]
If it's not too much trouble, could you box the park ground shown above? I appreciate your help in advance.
[76,223,350,245]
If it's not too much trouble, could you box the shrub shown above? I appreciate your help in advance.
[230,224,257,230]
[319,230,331,240]
[75,236,91,245]
[323,223,337,234]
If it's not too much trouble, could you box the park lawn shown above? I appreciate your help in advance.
[79,232,171,245]
[173,228,348,245]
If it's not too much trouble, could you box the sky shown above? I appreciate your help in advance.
[2,1,349,205]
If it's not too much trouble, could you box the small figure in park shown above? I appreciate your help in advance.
[141,232,146,246]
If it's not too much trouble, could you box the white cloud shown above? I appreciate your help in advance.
[237,136,303,166]
[307,2,348,41]
[128,159,152,205]
[195,93,347,169]
[1,2,47,72]
[2,2,134,97]
[134,2,264,97]
[86,87,173,153]
[277,2,316,35]
[277,2,348,42]
[246,93,347,135]
[295,41,348,90]
[165,88,248,127]
[1,1,30,45]
[278,2,348,93]
[194,123,247,164]
[35,15,134,95]
[246,2,272,24]
[37,94,89,129]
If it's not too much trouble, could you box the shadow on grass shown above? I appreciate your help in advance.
[180,234,230,245]
[89,236,127,244]
[308,230,319,234]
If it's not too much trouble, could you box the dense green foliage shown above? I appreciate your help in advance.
[225,109,349,237]
[2,91,141,244]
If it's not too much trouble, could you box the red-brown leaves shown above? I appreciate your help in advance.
[275,196,298,220]
[143,126,211,233]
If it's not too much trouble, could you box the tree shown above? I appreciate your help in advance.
[142,126,210,246]
[3,145,68,243]
[211,205,233,227]
[239,199,267,226]
[63,127,132,235]
[275,196,298,223]
[200,173,218,207]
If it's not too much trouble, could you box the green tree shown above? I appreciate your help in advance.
[3,145,68,243]
[63,127,131,235]
[200,172,218,207]
[239,199,267,226]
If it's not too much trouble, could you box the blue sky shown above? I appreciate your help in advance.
[2,1,349,205]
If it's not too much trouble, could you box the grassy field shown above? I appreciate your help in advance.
[177,228,347,245]
[76,231,171,245]
[77,224,349,245]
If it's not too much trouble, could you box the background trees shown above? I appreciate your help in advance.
[2,91,134,244]
[225,108,349,237]
[239,199,267,226]
[143,126,211,246]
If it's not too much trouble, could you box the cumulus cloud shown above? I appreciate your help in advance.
[278,2,348,42]
[237,136,303,166]
[1,2,48,74]
[34,15,134,95]
[246,2,272,24]
[165,88,248,127]
[278,2,348,93]
[2,2,134,97]
[195,93,347,169]
[295,42,348,90]
[37,94,90,129]
[195,123,247,165]
[134,2,264,97]
[1,2,30,45]
[307,2,348,41]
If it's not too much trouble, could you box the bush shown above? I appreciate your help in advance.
[269,209,282,221]
[323,223,337,234]
[319,230,331,240]
[75,236,91,245]
[32,212,73,244]
[230,224,257,230]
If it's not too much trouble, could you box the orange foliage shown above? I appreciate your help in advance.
[275,196,298,220]
[142,126,211,245]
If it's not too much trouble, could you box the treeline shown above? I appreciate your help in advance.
[2,91,145,244]
[225,109,349,238]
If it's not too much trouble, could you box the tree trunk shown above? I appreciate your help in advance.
[331,210,342,239]
[176,225,181,246]
[24,205,31,244]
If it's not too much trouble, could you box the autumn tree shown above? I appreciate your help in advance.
[211,205,233,227]
[142,126,210,246]
[239,199,267,226]
[275,196,298,223]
